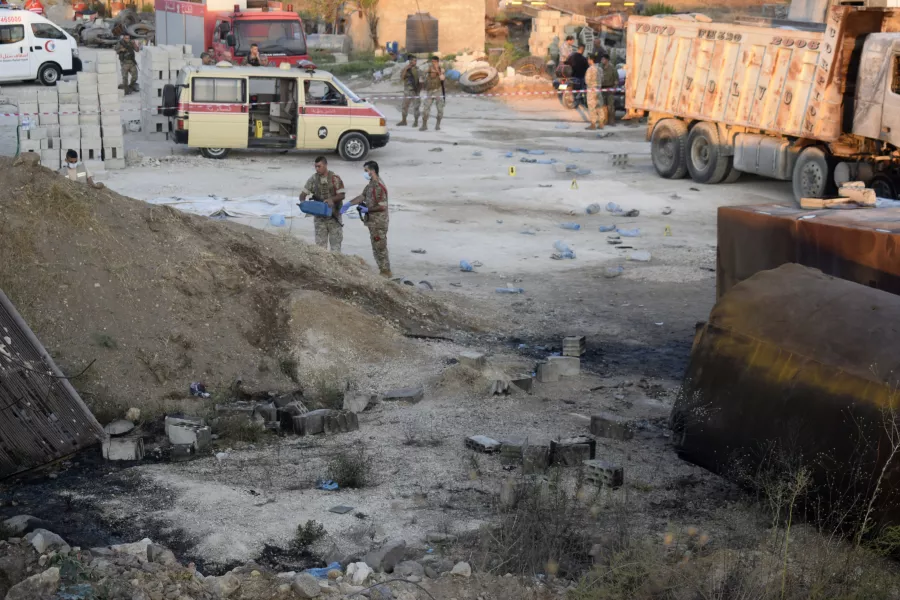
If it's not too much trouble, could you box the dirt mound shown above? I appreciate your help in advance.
[0,158,472,421]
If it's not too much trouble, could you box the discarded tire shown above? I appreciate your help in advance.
[161,84,178,117]
[459,67,499,94]
[127,23,154,38]
[512,56,548,78]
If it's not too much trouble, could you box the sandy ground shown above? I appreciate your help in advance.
[1,63,800,580]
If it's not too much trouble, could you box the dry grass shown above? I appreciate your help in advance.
[327,447,372,489]
[216,416,266,444]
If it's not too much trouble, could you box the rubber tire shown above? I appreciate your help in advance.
[650,119,689,179]
[512,56,548,78]
[38,63,61,86]
[722,160,742,183]
[686,122,730,184]
[127,23,153,38]
[161,84,178,117]
[459,67,499,94]
[792,147,834,202]
[559,90,576,110]
[871,174,897,200]
[338,132,370,161]
[201,148,229,159]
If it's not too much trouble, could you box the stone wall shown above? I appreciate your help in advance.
[346,0,485,55]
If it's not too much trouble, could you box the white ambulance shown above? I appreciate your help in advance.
[0,6,82,85]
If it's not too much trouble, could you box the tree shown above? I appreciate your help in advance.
[358,0,379,48]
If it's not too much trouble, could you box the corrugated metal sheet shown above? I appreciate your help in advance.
[0,289,104,479]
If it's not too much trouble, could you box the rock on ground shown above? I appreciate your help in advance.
[25,529,67,554]
[291,573,320,598]
[451,561,472,577]
[205,572,241,597]
[346,561,373,585]
[394,560,425,579]
[364,539,407,573]
[5,567,60,600]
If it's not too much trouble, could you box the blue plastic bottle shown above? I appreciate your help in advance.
[460,260,473,272]
[560,223,581,230]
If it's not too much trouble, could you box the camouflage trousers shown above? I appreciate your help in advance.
[401,91,421,121]
[121,61,137,89]
[365,212,390,275]
[314,216,343,252]
[603,93,616,123]
[423,91,444,122]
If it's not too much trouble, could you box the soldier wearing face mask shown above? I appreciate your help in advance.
[58,149,103,189]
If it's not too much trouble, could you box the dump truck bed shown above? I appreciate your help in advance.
[626,12,846,140]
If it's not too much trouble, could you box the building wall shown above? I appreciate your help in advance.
[347,0,485,54]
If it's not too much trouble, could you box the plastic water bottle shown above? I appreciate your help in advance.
[586,203,601,215]
[606,202,623,214]
[554,241,572,253]
[496,287,524,294]
[560,223,581,230]
[460,260,473,272]
[269,214,286,227]
[617,228,640,237]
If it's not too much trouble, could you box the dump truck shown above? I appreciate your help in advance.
[625,1,900,201]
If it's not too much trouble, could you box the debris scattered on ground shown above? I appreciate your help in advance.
[662,207,673,215]
[629,250,652,262]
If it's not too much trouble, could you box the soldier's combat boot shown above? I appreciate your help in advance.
[586,124,597,130]
[412,117,419,128]
[396,118,408,126]
[435,118,442,131]
[419,119,428,131]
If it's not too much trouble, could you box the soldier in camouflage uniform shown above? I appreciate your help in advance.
[584,55,604,130]
[299,156,346,252]
[116,33,139,94]
[420,56,445,131]
[349,161,391,277]
[397,55,421,127]
[599,55,619,126]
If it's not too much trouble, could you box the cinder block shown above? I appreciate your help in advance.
[98,84,118,98]
[167,423,212,450]
[60,138,82,154]
[523,445,551,474]
[102,436,144,460]
[96,51,117,64]
[550,436,596,466]
[101,113,122,127]
[36,88,57,102]
[17,102,37,122]
[47,137,61,150]
[181,44,192,55]
[465,435,501,453]
[103,145,123,160]
[510,375,533,393]
[40,138,50,149]
[27,126,47,140]
[96,61,117,74]
[45,125,59,137]
[38,112,58,125]
[80,143,102,161]
[42,157,61,171]
[563,336,586,357]
[80,125,101,138]
[548,356,580,377]
[101,125,123,139]
[76,72,98,86]
[590,413,635,441]
[168,58,186,71]
[58,93,78,105]
[536,361,559,383]
[459,351,486,370]
[97,72,118,87]
[58,81,78,94]
[583,459,624,488]
[60,113,79,126]
[20,139,41,152]
[78,88,99,101]
[382,386,424,403]
[59,125,81,138]
[84,159,105,173]
[41,148,60,163]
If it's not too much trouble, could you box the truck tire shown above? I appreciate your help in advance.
[792,147,834,201]
[161,84,178,117]
[650,119,688,179]
[38,63,61,86]
[338,132,370,161]
[871,173,897,200]
[686,122,730,184]
[459,67,499,94]
[512,56,548,78]
[722,161,742,183]
[201,148,230,159]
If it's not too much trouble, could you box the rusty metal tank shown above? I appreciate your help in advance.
[672,263,900,529]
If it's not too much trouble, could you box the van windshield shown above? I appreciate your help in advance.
[234,20,306,56]
[330,76,360,103]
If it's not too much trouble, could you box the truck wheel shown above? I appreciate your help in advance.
[792,147,833,201]
[650,119,688,179]
[38,63,61,86]
[871,174,897,200]
[686,122,730,184]
[338,132,369,161]
[722,161,742,183]
[201,148,229,159]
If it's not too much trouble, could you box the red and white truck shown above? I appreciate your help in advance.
[155,0,309,67]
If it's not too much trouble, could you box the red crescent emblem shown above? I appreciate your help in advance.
[44,40,55,52]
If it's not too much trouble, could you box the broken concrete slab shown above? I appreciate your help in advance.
[279,401,309,431]
[164,415,204,439]
[548,355,580,376]
[510,375,533,394]
[167,423,212,451]
[550,436,596,466]
[459,351,486,370]
[523,445,551,474]
[584,459,624,488]
[382,387,425,403]
[252,403,277,423]
[500,438,526,464]
[590,412,635,441]
[490,379,510,395]
[215,402,256,417]
[294,409,359,437]
[343,394,376,414]
[364,539,406,573]
[103,419,135,436]
[536,361,559,383]
[465,435,501,453]
[102,436,144,461]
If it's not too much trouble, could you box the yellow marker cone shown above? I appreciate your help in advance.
[664,225,672,237]
[509,166,516,176]
[570,179,578,190]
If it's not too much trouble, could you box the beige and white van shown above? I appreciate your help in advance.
[162,63,389,161]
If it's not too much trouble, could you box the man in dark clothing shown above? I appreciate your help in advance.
[564,44,589,108]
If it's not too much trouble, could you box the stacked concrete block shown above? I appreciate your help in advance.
[73,55,127,170]
[529,10,574,57]
[37,89,58,127]
[139,44,191,140]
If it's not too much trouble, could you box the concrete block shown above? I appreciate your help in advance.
[96,51,117,64]
[168,58,186,71]
[382,386,424,403]
[97,72,118,87]
[523,445,551,474]
[301,409,328,435]
[59,113,79,126]
[76,72,98,86]
[101,113,122,127]
[277,401,309,431]
[500,438,525,464]
[590,413,635,441]
[510,375,533,394]
[343,394,375,413]
[19,139,41,152]
[96,61,117,74]
[38,112,59,125]
[58,81,78,94]
[36,88,57,102]
[40,148,59,163]
[60,138,81,154]
[84,159,105,173]
[60,125,81,137]
[45,125,60,137]
[548,356,580,377]
[80,125,101,138]
[102,436,144,460]
[40,138,50,149]
[583,459,623,489]
[550,436,596,466]
[81,144,102,162]
[252,403,277,423]
[48,137,61,150]
[42,157,61,171]
[17,102,37,122]
[27,126,47,140]
[563,336,586,357]
[170,444,196,462]
[104,158,126,170]
[167,423,212,450]
[164,415,203,436]
[536,361,559,383]
[465,435,500,453]
[58,93,78,105]
[103,145,124,160]
[98,86,119,100]
[459,351,486,370]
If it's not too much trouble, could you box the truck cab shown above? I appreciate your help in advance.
[211,7,308,67]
